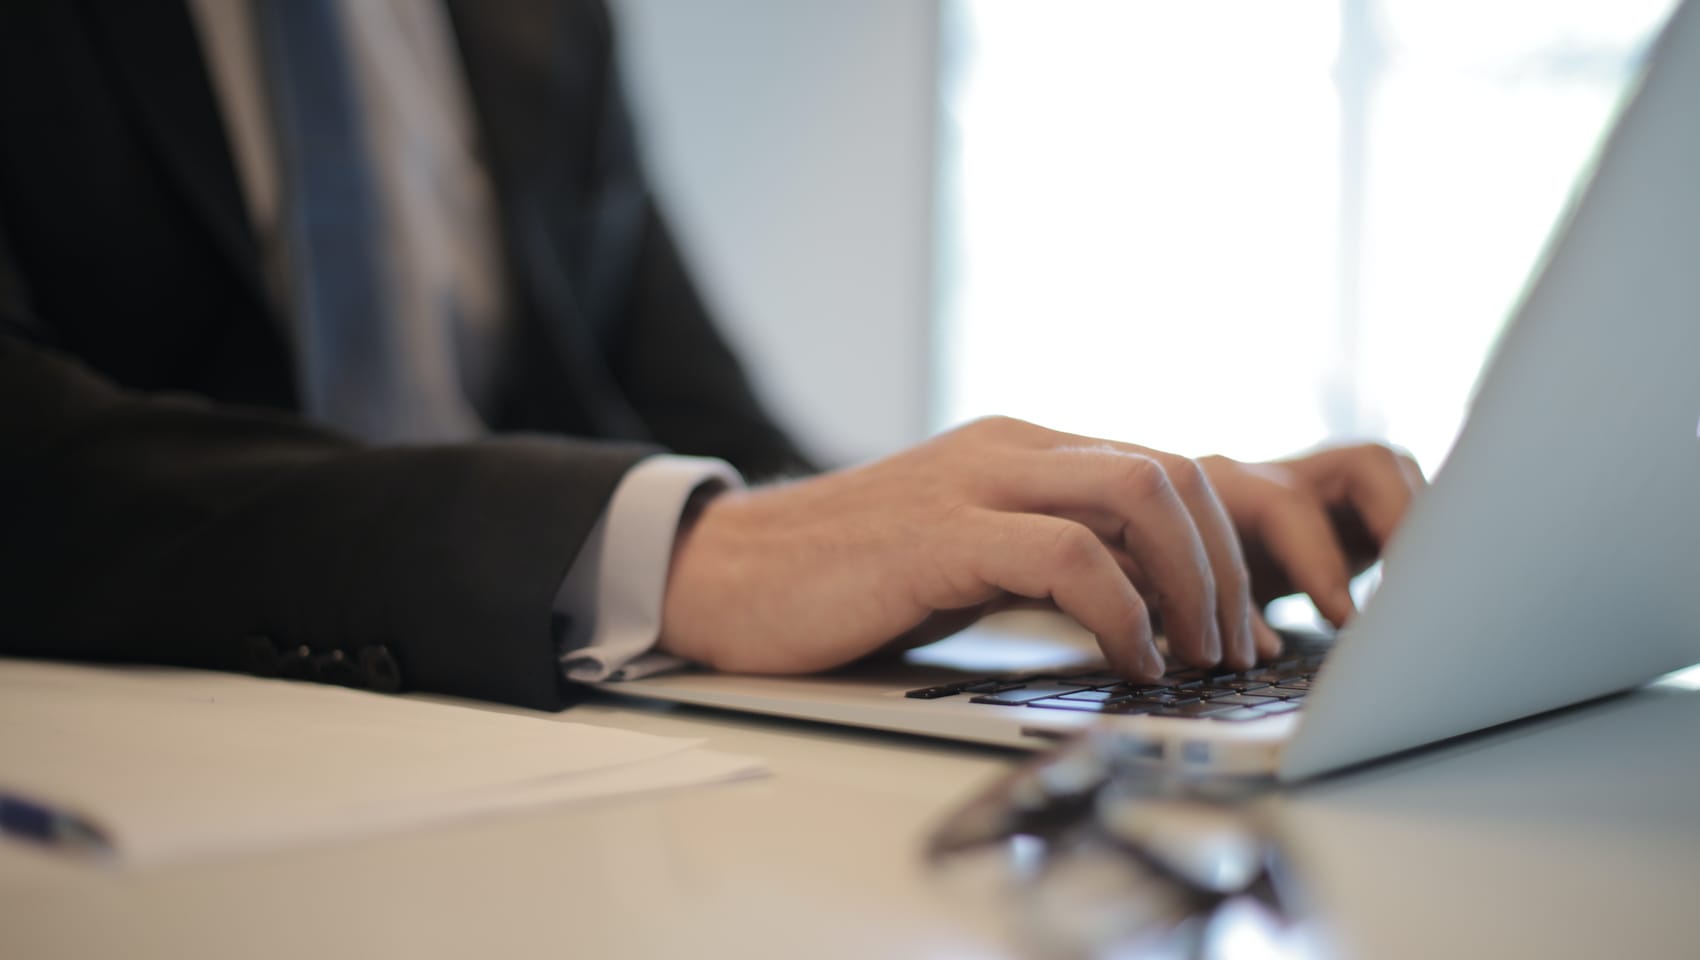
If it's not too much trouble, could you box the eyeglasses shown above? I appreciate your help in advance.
[928,730,1317,959]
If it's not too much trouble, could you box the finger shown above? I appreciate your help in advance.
[1294,445,1422,547]
[1049,515,1157,594]
[995,448,1222,668]
[1252,610,1283,660]
[1147,454,1257,670]
[1022,436,1254,667]
[1397,450,1428,488]
[964,511,1164,678]
[1250,488,1356,628]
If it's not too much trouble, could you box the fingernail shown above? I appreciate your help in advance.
[1250,608,1279,659]
[1142,644,1166,678]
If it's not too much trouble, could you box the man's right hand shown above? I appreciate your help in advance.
[656,416,1281,680]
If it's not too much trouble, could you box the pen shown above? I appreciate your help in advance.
[0,790,114,860]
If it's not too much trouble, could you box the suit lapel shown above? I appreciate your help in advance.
[445,0,652,440]
[84,0,274,321]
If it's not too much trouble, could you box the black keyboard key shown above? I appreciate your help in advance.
[1063,673,1126,686]
[970,681,1102,705]
[1101,700,1159,715]
[1200,682,1280,697]
[1260,701,1303,715]
[905,684,964,699]
[1025,697,1107,712]
[1059,689,1119,702]
[960,680,1020,693]
[1197,693,1282,708]
[1274,678,1312,692]
[1192,684,1244,698]
[1133,692,1202,707]
[1149,702,1240,720]
[1017,675,1094,687]
[1100,683,1167,699]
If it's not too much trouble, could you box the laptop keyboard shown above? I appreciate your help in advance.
[903,650,1325,722]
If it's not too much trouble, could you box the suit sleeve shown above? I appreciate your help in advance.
[0,245,655,709]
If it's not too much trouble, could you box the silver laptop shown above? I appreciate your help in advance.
[604,0,1700,781]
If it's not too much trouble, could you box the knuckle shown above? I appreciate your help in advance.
[1116,593,1152,640]
[1358,442,1404,472]
[1197,453,1236,477]
[1219,556,1253,601]
[1047,522,1102,573]
[1164,456,1208,497]
[1194,566,1219,608]
[963,414,1030,439]
[1113,453,1172,500]
[935,499,977,536]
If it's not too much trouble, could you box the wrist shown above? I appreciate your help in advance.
[658,484,738,664]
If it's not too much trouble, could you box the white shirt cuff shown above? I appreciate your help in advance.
[556,454,743,683]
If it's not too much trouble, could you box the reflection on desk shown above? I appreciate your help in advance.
[4,682,1700,959]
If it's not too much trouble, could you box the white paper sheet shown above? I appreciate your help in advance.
[0,660,765,865]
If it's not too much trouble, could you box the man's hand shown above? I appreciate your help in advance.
[1199,445,1426,628]
[657,417,1423,680]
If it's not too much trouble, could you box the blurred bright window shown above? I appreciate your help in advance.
[936,0,1677,472]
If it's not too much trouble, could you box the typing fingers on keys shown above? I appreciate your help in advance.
[946,509,1162,679]
[989,438,1256,671]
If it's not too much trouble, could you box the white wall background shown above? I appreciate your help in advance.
[611,0,940,466]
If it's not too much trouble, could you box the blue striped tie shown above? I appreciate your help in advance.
[255,0,483,442]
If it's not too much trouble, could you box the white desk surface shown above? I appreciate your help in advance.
[4,681,1699,960]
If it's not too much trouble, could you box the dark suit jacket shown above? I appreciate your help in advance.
[0,0,811,710]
